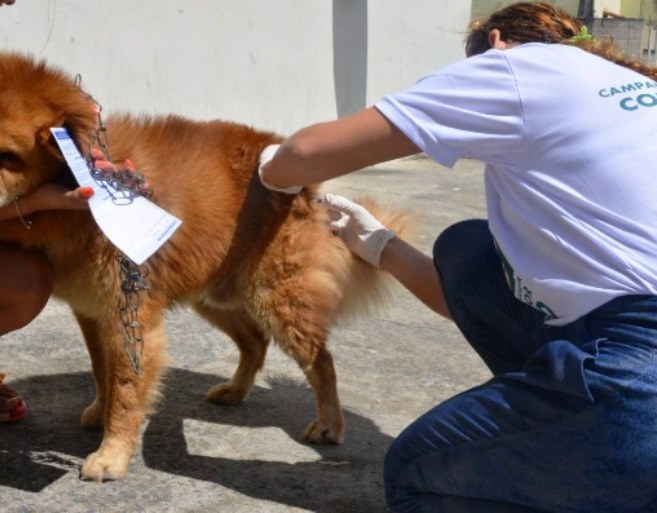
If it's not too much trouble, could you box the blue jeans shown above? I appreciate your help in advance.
[384,219,657,513]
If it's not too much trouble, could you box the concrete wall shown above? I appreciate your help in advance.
[0,0,470,136]
[596,0,623,15]
[591,17,657,62]
[623,0,643,17]
[622,0,657,23]
[470,1,631,20]
[471,0,581,19]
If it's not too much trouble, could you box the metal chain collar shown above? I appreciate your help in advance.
[80,86,153,203]
[76,75,152,374]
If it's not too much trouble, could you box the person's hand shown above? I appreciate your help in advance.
[26,182,95,213]
[90,147,151,196]
[13,147,112,216]
[258,144,303,194]
[323,193,396,267]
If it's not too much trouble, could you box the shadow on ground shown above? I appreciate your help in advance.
[0,367,393,512]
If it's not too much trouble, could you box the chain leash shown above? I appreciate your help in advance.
[117,256,150,375]
[75,75,153,203]
[75,74,152,374]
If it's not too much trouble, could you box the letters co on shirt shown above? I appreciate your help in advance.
[599,81,657,111]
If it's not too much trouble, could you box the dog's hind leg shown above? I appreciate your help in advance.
[264,298,344,445]
[287,335,344,445]
[74,311,107,429]
[192,302,269,405]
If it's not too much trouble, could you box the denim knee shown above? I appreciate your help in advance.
[432,219,493,290]
[383,435,409,512]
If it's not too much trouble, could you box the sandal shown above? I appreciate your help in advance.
[0,373,27,422]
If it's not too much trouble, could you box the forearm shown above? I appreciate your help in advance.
[379,236,452,319]
[0,184,94,224]
[261,107,420,189]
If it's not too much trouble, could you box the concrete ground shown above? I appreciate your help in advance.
[0,156,491,513]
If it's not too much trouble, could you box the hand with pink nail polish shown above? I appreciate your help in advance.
[90,147,152,197]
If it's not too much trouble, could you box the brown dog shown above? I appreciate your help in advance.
[0,52,413,481]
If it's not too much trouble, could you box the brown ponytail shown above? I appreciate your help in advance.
[567,37,657,81]
[465,2,657,81]
[465,3,581,57]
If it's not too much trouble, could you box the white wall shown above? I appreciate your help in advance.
[0,0,471,136]
[595,0,622,16]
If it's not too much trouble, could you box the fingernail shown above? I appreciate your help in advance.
[80,187,94,199]
[125,158,135,170]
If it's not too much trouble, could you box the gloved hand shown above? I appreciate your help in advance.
[324,193,396,267]
[258,144,303,194]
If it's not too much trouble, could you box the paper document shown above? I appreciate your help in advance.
[50,127,182,265]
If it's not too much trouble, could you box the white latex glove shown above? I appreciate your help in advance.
[324,193,396,267]
[258,144,303,194]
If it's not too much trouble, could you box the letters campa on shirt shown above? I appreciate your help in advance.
[376,43,657,325]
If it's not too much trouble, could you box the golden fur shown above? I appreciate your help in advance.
[0,52,413,481]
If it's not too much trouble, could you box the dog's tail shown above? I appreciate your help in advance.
[329,196,420,323]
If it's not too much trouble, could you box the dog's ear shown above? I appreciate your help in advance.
[60,100,99,154]
[35,115,90,190]
[36,103,98,161]
[36,121,66,162]
[35,118,74,165]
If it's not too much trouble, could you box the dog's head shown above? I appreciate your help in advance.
[0,52,98,206]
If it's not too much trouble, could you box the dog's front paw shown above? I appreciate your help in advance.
[304,418,344,445]
[80,448,130,482]
[80,399,105,429]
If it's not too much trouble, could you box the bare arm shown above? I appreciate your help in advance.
[379,236,451,319]
[324,194,451,319]
[0,184,94,223]
[0,148,137,223]
[261,107,421,189]
[264,107,447,317]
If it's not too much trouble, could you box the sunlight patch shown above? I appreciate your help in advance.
[183,420,320,463]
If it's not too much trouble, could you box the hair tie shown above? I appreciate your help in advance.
[571,25,593,42]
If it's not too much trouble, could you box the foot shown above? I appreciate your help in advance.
[80,439,133,482]
[0,374,27,422]
[304,417,344,445]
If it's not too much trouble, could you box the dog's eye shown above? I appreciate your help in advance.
[0,151,23,170]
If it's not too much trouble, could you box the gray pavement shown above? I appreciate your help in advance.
[0,157,491,513]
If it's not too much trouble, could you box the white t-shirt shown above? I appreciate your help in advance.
[376,43,657,325]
